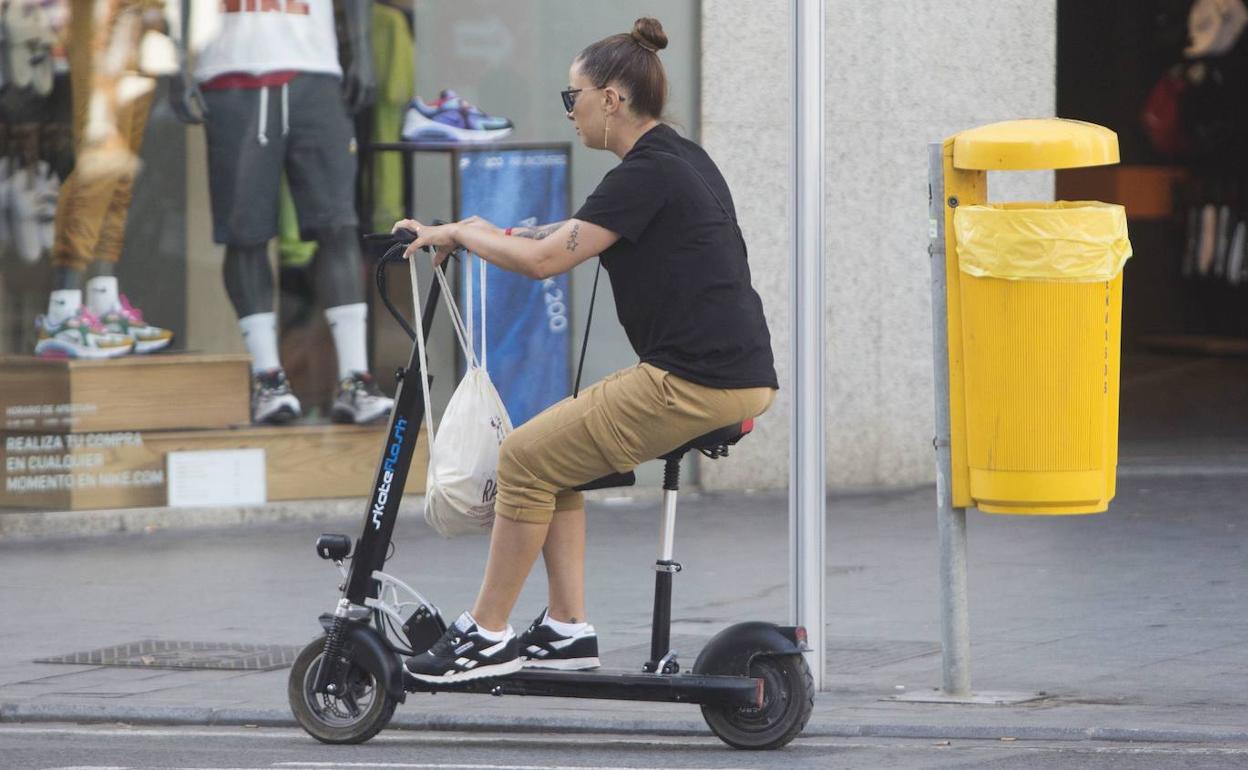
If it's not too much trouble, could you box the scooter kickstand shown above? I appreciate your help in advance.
[656,650,680,674]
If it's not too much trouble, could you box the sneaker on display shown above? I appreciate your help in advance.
[404,611,522,684]
[331,371,394,425]
[252,368,302,425]
[34,308,134,360]
[401,90,514,144]
[87,280,174,354]
[517,608,602,671]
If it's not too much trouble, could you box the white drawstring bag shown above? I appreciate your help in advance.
[410,255,513,537]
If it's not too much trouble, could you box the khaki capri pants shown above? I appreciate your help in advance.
[494,363,776,525]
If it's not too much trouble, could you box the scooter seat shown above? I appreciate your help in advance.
[662,419,754,460]
[574,470,636,492]
[573,420,754,491]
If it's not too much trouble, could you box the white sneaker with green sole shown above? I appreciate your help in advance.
[34,309,133,360]
[95,294,174,354]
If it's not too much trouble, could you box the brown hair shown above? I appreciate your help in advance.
[575,17,669,120]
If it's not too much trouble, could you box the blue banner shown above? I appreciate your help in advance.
[457,148,571,426]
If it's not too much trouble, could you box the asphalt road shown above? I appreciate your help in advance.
[3,723,1248,770]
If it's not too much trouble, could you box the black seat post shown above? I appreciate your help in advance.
[646,453,683,673]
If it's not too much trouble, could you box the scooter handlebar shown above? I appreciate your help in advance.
[364,228,421,248]
[364,222,466,261]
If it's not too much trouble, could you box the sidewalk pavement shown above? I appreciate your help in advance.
[1,473,1247,744]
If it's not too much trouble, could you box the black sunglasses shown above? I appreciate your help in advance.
[561,85,625,113]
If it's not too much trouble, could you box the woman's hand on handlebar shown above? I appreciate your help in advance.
[394,219,459,268]
[391,219,420,238]
[457,215,502,235]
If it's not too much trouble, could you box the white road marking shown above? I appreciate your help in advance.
[44,766,759,770]
[275,764,757,770]
[1026,746,1248,756]
[0,724,819,746]
[12,724,1248,764]
[1,725,730,746]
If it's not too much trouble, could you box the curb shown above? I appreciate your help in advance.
[0,489,668,542]
[5,701,1248,744]
[0,500,370,541]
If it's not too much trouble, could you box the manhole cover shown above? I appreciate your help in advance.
[35,640,302,671]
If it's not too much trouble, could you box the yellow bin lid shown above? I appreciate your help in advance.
[953,119,1120,171]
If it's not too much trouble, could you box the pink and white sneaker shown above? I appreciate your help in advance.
[95,294,174,354]
[34,307,134,360]
[86,279,173,355]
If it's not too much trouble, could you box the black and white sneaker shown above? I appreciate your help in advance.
[331,371,394,425]
[404,612,522,684]
[252,368,301,425]
[518,608,601,670]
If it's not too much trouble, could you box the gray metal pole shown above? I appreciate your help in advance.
[791,0,826,689]
[928,143,972,697]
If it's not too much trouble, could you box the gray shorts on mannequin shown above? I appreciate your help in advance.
[203,73,359,245]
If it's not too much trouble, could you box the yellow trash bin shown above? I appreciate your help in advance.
[952,201,1132,514]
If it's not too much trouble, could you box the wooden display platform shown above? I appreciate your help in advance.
[0,354,251,433]
[1,422,428,511]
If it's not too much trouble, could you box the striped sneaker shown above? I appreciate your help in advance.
[33,309,133,360]
[518,608,601,671]
[401,90,514,143]
[404,612,521,684]
[331,371,393,425]
[251,368,301,425]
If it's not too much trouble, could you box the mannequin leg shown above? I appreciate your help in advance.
[226,243,300,423]
[53,268,85,292]
[223,242,274,319]
[311,226,393,424]
[309,226,364,310]
[311,228,368,377]
[313,226,368,379]
[39,13,108,357]
[43,2,167,357]
[224,242,280,375]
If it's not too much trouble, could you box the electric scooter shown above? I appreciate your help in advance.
[288,232,815,750]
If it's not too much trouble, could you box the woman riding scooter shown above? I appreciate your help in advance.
[395,17,778,684]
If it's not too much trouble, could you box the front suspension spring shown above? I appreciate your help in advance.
[318,616,348,693]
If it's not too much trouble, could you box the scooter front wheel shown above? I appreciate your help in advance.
[289,636,398,744]
[700,654,814,750]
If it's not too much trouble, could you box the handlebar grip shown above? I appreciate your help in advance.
[364,228,419,246]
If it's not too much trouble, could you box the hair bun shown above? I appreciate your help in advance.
[631,17,668,52]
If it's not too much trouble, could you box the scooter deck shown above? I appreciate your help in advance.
[405,667,763,708]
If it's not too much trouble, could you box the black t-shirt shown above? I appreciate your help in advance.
[574,124,778,390]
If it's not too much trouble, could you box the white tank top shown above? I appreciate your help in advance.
[193,0,342,82]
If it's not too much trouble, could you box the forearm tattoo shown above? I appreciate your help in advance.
[565,223,580,253]
[513,221,564,240]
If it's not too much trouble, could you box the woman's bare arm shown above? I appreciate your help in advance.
[399,218,619,279]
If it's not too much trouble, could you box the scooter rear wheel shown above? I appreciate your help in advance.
[701,654,814,750]
[289,636,397,744]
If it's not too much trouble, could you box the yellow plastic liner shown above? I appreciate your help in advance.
[954,201,1132,282]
